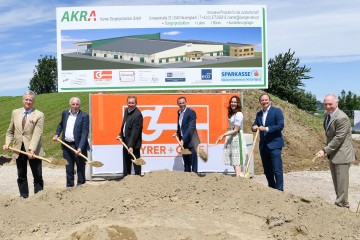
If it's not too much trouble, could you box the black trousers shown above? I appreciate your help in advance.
[63,141,86,187]
[16,143,43,198]
[123,147,141,176]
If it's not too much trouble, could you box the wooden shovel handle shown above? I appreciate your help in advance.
[56,138,90,163]
[119,140,137,160]
[174,135,186,150]
[245,129,260,173]
[8,146,50,163]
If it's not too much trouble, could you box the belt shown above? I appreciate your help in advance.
[64,140,75,145]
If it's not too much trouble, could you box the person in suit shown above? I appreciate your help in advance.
[174,96,200,173]
[252,93,285,191]
[53,97,89,187]
[316,94,356,208]
[3,90,45,198]
[116,96,143,176]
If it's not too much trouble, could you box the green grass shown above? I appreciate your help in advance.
[62,55,262,70]
[0,90,324,160]
[0,91,180,159]
[197,58,262,68]
[62,56,155,70]
[0,92,92,159]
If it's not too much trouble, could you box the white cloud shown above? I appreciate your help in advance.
[0,60,36,93]
[61,36,89,42]
[163,31,182,36]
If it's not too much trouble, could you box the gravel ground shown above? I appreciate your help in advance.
[253,165,360,212]
[1,164,359,212]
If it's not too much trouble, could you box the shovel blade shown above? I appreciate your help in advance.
[133,158,146,166]
[239,172,251,179]
[199,149,208,162]
[89,161,104,168]
[181,149,192,155]
[51,158,69,166]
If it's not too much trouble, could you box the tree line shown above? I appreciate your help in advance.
[28,51,357,114]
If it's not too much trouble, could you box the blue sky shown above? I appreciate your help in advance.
[1,0,359,101]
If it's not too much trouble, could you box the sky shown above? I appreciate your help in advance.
[0,0,359,101]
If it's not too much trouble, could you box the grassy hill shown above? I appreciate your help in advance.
[0,92,92,159]
[1,90,358,173]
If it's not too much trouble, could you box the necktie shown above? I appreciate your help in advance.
[22,111,28,129]
[325,114,331,128]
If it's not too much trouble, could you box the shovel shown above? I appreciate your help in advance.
[56,138,104,168]
[240,129,259,179]
[117,139,146,166]
[198,147,208,162]
[174,135,192,155]
[8,146,68,166]
[311,155,319,162]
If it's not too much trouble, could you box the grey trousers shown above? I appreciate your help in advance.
[329,161,350,205]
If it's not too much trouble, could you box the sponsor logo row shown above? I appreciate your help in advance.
[63,69,262,84]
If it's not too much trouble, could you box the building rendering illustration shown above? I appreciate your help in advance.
[73,33,255,65]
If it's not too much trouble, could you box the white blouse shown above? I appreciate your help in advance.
[230,112,243,127]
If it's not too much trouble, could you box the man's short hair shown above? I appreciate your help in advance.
[23,90,36,99]
[127,95,137,103]
[177,96,187,102]
[324,94,338,102]
[259,93,271,101]
[69,97,81,105]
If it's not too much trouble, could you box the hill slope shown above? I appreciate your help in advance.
[0,90,358,172]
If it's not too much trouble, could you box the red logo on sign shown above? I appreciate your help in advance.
[94,71,112,81]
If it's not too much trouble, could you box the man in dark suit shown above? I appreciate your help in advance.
[252,93,285,190]
[3,90,45,198]
[175,96,200,173]
[53,97,89,187]
[316,94,356,208]
[116,96,143,176]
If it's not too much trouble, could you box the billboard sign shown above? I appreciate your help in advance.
[56,5,267,92]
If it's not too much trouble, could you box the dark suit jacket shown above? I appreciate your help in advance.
[253,106,285,150]
[177,107,200,148]
[324,109,356,164]
[120,107,143,149]
[55,110,89,151]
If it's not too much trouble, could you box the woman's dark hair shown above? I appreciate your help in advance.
[227,95,242,118]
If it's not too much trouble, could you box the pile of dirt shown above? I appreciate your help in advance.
[0,170,359,240]
[1,90,360,240]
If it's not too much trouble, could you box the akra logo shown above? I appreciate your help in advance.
[61,10,96,22]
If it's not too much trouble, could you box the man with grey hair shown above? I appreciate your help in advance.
[3,90,45,198]
[316,94,356,208]
[53,97,89,187]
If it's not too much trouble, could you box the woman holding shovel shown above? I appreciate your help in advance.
[217,95,248,177]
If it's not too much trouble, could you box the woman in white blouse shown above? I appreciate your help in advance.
[217,95,248,177]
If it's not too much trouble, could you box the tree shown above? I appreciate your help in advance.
[338,90,360,118]
[29,55,57,94]
[267,49,316,112]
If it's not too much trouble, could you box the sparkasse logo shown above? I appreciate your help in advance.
[61,10,96,22]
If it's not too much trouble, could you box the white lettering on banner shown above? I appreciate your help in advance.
[140,144,207,157]
[141,106,177,141]
[140,105,209,142]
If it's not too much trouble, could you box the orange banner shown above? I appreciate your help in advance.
[91,93,241,146]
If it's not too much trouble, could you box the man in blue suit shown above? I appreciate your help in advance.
[175,96,200,173]
[53,97,89,187]
[252,93,285,190]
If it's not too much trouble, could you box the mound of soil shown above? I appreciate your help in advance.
[0,170,359,240]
